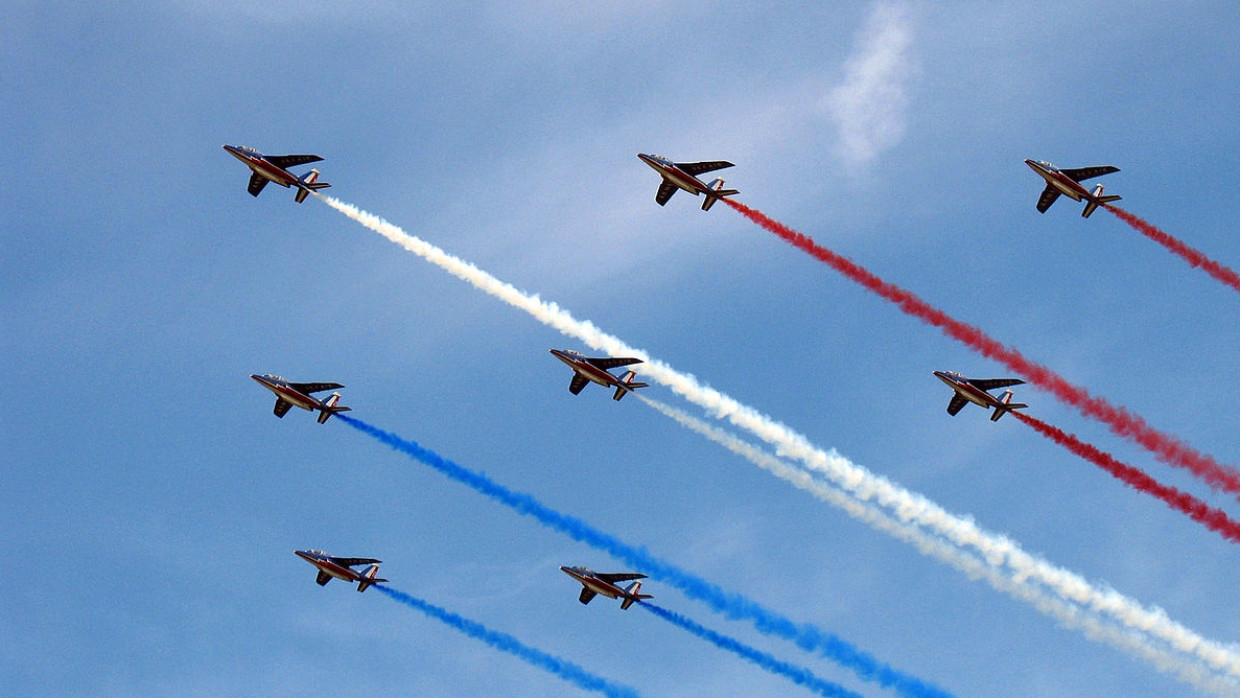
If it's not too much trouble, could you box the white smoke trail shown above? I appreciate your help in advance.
[317,193,1240,682]
[639,396,1240,696]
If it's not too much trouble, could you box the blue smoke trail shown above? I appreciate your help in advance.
[640,602,862,698]
[340,415,951,698]
[374,584,641,698]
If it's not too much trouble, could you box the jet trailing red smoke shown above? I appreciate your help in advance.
[1012,412,1240,544]
[723,198,1240,499]
[1104,205,1240,294]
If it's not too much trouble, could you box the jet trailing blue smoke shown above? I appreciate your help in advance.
[340,415,952,698]
[641,602,862,698]
[374,584,641,698]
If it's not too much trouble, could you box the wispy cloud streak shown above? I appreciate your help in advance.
[317,193,1240,682]
[374,584,641,698]
[340,414,951,698]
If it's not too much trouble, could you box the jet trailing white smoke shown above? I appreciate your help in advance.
[316,193,1240,690]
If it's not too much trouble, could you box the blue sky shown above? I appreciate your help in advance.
[6,2,1240,696]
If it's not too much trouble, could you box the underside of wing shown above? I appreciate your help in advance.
[677,160,734,176]
[248,173,269,197]
[655,179,678,206]
[1060,165,1119,182]
[331,557,381,567]
[290,382,345,394]
[578,587,598,605]
[596,572,647,584]
[569,373,590,395]
[316,570,332,586]
[947,394,969,416]
[588,357,643,370]
[266,154,324,169]
[970,378,1025,391]
[1036,185,1061,213]
[273,399,293,418]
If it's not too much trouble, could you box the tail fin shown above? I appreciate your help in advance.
[295,169,332,203]
[613,370,650,401]
[619,580,653,609]
[356,563,388,592]
[701,178,739,211]
[317,393,350,423]
[990,390,1028,421]
[1082,184,1121,218]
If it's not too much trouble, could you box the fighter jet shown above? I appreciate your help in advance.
[560,566,652,610]
[1024,159,1121,218]
[549,349,649,401]
[295,549,387,592]
[933,371,1028,422]
[251,374,351,424]
[637,153,739,211]
[223,144,331,203]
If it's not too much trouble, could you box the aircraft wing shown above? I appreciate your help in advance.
[1060,165,1119,182]
[248,173,269,197]
[330,556,381,567]
[290,382,345,394]
[588,357,643,370]
[1036,185,1061,213]
[595,572,647,584]
[569,373,590,395]
[578,587,598,605]
[266,154,324,170]
[677,160,734,176]
[946,394,969,416]
[273,399,293,418]
[655,179,678,206]
[316,570,332,586]
[970,378,1025,391]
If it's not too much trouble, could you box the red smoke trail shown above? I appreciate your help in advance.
[1012,412,1240,544]
[723,198,1240,498]
[1104,205,1240,294]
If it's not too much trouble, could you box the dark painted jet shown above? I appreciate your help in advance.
[933,371,1028,422]
[637,153,739,211]
[223,144,331,203]
[549,349,649,401]
[1025,159,1121,218]
[560,566,652,610]
[295,549,387,592]
[251,374,351,424]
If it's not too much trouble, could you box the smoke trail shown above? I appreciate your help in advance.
[373,585,641,698]
[1105,205,1240,295]
[316,194,1240,679]
[1012,412,1240,544]
[639,397,1240,695]
[339,414,952,698]
[639,602,864,698]
[722,197,1240,500]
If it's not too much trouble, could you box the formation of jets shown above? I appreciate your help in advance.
[295,550,387,592]
[231,148,1136,602]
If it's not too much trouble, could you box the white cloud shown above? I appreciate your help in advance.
[826,2,917,166]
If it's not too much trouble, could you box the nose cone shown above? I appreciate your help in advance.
[932,371,955,386]
[637,153,661,170]
[294,550,313,562]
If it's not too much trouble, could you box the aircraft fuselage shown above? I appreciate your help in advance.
[224,145,300,189]
[550,350,621,388]
[933,371,1004,409]
[560,566,626,600]
[251,374,322,413]
[1025,159,1092,202]
[638,153,710,196]
[296,550,364,584]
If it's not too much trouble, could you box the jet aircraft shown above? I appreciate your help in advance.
[549,349,649,401]
[1024,159,1121,218]
[295,549,387,592]
[637,153,739,211]
[251,373,351,424]
[933,370,1028,422]
[560,566,652,610]
[223,144,331,203]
